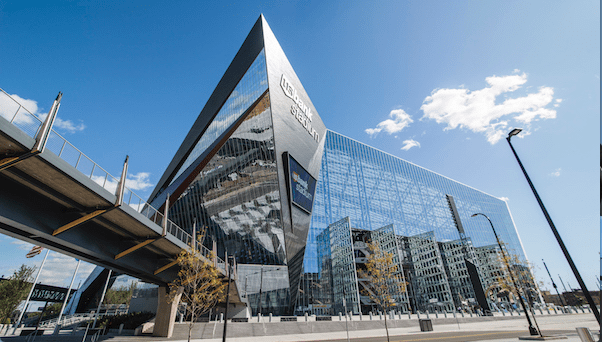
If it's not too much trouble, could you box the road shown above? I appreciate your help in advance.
[310,329,576,342]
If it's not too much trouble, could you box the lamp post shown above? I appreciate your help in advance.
[542,259,566,307]
[506,128,600,324]
[557,275,569,294]
[471,213,541,336]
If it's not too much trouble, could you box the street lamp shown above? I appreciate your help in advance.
[471,213,541,336]
[542,259,567,307]
[506,128,601,324]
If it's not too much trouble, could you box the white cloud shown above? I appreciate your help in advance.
[0,93,38,125]
[55,118,85,133]
[126,172,153,191]
[4,249,95,288]
[92,172,154,213]
[0,92,85,133]
[39,113,85,133]
[550,168,561,177]
[499,197,509,202]
[420,71,557,144]
[365,109,413,136]
[93,172,154,194]
[35,253,96,287]
[11,240,35,251]
[401,139,421,151]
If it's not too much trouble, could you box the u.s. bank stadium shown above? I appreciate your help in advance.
[0,14,541,335]
[143,14,536,317]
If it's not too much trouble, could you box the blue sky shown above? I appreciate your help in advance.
[0,1,599,296]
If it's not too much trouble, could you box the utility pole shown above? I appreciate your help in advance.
[558,275,569,294]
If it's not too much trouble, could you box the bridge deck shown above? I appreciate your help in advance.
[0,95,240,306]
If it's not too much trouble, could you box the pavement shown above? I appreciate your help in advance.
[171,313,599,342]
[1,313,598,342]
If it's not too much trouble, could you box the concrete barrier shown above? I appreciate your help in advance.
[170,312,568,340]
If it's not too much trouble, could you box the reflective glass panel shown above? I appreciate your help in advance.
[301,130,528,313]
[170,49,269,185]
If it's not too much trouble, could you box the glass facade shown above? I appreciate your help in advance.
[157,48,291,315]
[406,231,454,311]
[299,130,529,314]
[369,225,410,311]
[170,49,269,186]
[439,238,478,309]
[318,217,361,314]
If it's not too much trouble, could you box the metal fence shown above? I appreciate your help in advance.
[0,88,224,269]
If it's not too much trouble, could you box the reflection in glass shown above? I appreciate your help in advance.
[167,90,290,315]
[299,131,527,314]
[171,49,269,185]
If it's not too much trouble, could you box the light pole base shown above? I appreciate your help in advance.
[529,326,540,336]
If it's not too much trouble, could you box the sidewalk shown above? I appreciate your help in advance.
[192,313,598,342]
[1,313,597,342]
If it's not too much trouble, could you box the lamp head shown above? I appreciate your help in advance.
[508,128,523,139]
[471,214,478,217]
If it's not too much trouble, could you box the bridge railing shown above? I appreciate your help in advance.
[0,89,225,268]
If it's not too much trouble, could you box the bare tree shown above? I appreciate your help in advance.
[168,237,226,342]
[490,245,542,309]
[358,241,406,342]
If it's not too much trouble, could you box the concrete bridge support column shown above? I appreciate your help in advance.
[153,286,182,338]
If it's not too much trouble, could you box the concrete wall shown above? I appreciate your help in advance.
[171,314,523,340]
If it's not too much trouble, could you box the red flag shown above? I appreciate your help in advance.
[26,245,43,258]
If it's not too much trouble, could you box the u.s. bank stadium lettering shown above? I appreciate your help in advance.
[280,75,319,142]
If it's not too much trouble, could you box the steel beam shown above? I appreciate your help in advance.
[52,208,109,236]
[154,260,179,275]
[115,238,158,260]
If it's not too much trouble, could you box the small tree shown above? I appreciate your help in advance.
[0,265,35,324]
[492,246,543,308]
[168,237,226,342]
[358,241,405,342]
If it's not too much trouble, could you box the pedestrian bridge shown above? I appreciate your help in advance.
[0,89,230,287]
